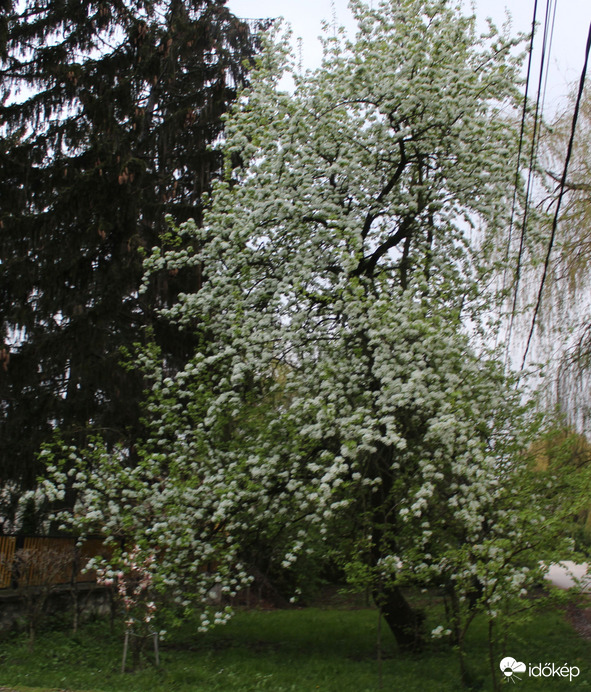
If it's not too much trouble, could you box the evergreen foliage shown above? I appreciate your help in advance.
[0,0,262,486]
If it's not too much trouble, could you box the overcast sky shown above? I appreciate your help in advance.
[227,0,589,113]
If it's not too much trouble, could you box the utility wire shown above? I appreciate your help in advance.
[503,0,539,362]
[506,0,555,364]
[520,20,591,371]
[540,0,558,113]
[503,0,539,278]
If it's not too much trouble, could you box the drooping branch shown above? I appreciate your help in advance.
[546,169,591,192]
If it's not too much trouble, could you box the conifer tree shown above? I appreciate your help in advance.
[0,0,261,486]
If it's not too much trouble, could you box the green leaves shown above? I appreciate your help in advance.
[35,3,585,667]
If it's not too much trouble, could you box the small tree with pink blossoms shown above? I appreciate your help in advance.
[92,546,159,671]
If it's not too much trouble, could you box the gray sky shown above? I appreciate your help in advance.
[227,0,589,112]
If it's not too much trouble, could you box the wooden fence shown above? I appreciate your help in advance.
[0,535,15,589]
[0,536,105,590]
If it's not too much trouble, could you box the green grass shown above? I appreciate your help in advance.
[0,602,589,691]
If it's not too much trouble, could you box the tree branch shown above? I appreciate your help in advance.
[353,217,413,278]
[546,169,591,192]
[361,139,407,240]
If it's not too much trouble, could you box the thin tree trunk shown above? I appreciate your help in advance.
[28,620,35,653]
[489,620,500,692]
[377,608,383,689]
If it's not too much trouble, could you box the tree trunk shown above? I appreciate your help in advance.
[374,583,424,653]
[366,442,425,653]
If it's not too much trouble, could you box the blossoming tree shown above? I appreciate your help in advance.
[43,0,583,668]
[145,0,530,647]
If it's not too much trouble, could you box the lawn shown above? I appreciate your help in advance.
[0,599,589,691]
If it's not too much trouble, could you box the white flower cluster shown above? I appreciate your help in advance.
[38,0,580,642]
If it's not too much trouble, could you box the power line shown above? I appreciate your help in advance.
[520,19,591,371]
[506,0,556,365]
[503,0,540,361]
[540,0,558,112]
[503,0,539,279]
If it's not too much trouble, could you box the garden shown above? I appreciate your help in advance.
[2,0,591,690]
[1,586,590,691]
